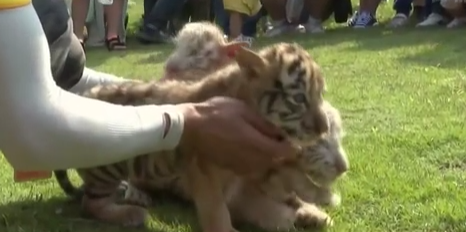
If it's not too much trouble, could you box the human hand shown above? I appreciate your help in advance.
[177,96,299,175]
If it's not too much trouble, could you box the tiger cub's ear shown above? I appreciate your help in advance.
[235,46,267,78]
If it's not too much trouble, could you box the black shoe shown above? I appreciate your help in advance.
[136,24,172,44]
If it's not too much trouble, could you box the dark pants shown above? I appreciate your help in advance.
[32,0,85,90]
[144,0,187,28]
[212,0,229,33]
[393,0,433,17]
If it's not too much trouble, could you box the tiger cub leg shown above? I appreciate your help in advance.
[187,160,238,232]
[230,190,333,231]
[289,197,334,229]
[79,172,148,226]
[119,180,153,207]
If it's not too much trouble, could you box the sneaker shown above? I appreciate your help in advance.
[265,20,302,37]
[446,17,466,28]
[136,24,172,44]
[303,17,325,33]
[233,34,254,47]
[353,12,377,28]
[387,13,409,28]
[416,13,444,27]
[347,11,359,27]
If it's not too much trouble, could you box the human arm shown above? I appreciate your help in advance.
[0,2,184,171]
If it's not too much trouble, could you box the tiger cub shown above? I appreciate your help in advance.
[127,100,348,231]
[161,21,249,81]
[53,43,330,232]
[54,21,246,200]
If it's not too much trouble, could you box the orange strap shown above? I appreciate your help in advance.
[0,0,31,10]
[14,170,52,182]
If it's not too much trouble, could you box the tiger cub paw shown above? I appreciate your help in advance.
[118,204,149,227]
[82,197,149,227]
[123,184,153,207]
[294,204,333,229]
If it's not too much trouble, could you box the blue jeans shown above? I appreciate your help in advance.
[241,6,268,37]
[144,0,187,28]
[212,0,229,33]
[393,0,413,15]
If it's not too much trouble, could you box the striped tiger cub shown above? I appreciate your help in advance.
[53,43,330,232]
[126,100,348,231]
[161,21,249,81]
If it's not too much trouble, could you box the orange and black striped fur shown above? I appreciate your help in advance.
[126,100,349,231]
[53,43,330,232]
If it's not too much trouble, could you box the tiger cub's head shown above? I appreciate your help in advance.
[234,42,329,144]
[163,21,248,80]
[298,101,349,187]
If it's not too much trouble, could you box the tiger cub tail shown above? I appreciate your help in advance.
[53,170,84,201]
[54,170,130,202]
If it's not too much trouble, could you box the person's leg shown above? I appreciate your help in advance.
[143,0,157,19]
[442,0,466,28]
[190,0,211,21]
[241,6,267,37]
[302,0,330,33]
[229,11,243,38]
[223,0,251,39]
[261,0,302,37]
[104,0,126,50]
[417,0,446,26]
[423,0,433,17]
[169,0,190,35]
[387,0,412,27]
[412,0,426,21]
[71,0,90,46]
[212,0,230,35]
[137,0,186,44]
[394,0,413,16]
[348,0,381,28]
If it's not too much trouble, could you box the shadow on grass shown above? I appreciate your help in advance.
[0,194,196,232]
[0,192,319,232]
[259,26,465,70]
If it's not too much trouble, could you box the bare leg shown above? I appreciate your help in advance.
[104,0,123,39]
[104,0,127,50]
[442,1,466,28]
[261,0,302,37]
[71,0,90,41]
[229,11,243,39]
[348,0,381,28]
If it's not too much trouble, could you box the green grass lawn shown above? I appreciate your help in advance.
[1,2,466,232]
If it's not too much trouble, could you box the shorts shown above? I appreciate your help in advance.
[223,0,261,16]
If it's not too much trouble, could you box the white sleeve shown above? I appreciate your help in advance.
[68,67,128,95]
[0,4,184,171]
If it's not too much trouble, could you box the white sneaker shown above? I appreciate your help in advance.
[446,17,466,28]
[303,17,325,33]
[416,13,443,27]
[233,34,254,47]
[387,13,408,28]
[265,20,302,37]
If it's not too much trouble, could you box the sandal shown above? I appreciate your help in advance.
[105,36,126,51]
